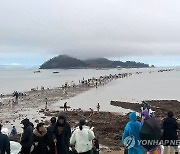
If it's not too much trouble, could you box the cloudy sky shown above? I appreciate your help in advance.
[0,0,180,66]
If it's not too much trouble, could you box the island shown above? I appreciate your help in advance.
[40,55,150,69]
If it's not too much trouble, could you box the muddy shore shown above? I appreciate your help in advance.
[42,110,128,150]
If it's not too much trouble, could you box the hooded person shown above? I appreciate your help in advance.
[54,113,71,154]
[0,124,10,154]
[162,111,179,154]
[141,108,151,124]
[70,119,95,154]
[122,112,143,154]
[32,123,48,154]
[47,117,56,154]
[20,118,34,154]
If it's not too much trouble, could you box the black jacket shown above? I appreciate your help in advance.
[162,117,179,145]
[47,123,56,144]
[20,120,34,148]
[0,132,10,154]
[32,128,48,154]
[47,123,56,154]
[54,114,71,154]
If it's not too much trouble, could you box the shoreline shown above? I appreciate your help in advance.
[0,72,133,130]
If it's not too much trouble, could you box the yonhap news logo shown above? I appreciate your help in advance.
[124,135,136,149]
[124,136,180,149]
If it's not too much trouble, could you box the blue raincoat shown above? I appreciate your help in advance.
[122,112,143,154]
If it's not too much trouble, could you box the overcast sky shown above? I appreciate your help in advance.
[1,0,180,66]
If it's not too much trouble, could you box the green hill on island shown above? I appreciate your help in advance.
[40,55,150,69]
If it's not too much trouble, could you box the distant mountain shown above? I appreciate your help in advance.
[84,58,112,67]
[40,55,88,69]
[40,55,150,69]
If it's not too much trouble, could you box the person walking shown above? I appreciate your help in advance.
[162,111,179,154]
[122,112,143,154]
[13,91,19,103]
[10,125,18,141]
[70,119,95,154]
[20,118,34,154]
[64,102,68,111]
[10,126,17,136]
[89,108,94,117]
[141,108,161,154]
[97,103,100,113]
[45,98,48,110]
[54,114,71,154]
[32,123,48,154]
[0,124,10,154]
[47,117,56,154]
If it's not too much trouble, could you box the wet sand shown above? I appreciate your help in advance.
[111,100,180,119]
[43,110,128,150]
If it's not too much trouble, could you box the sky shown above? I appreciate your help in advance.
[0,0,180,66]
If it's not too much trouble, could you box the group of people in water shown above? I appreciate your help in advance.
[78,73,132,88]
[29,72,133,93]
[0,72,133,109]
[122,101,179,154]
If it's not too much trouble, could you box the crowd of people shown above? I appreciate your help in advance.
[0,100,179,154]
[78,73,132,88]
[0,72,132,109]
[0,113,99,154]
[122,102,179,154]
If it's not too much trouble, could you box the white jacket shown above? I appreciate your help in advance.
[70,126,95,153]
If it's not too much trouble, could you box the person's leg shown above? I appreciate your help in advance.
[163,146,169,154]
[169,146,174,154]
[49,143,55,154]
[21,147,30,154]
[173,146,178,154]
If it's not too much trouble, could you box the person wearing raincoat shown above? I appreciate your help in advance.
[141,108,151,124]
[122,112,143,154]
[141,108,161,154]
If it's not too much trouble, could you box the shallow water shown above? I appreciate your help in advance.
[0,67,142,94]
[53,68,180,112]
[1,67,180,112]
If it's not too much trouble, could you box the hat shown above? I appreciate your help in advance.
[21,118,29,124]
[1,127,9,135]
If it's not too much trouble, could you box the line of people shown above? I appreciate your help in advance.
[0,114,99,154]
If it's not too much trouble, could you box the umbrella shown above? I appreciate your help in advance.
[140,117,161,151]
